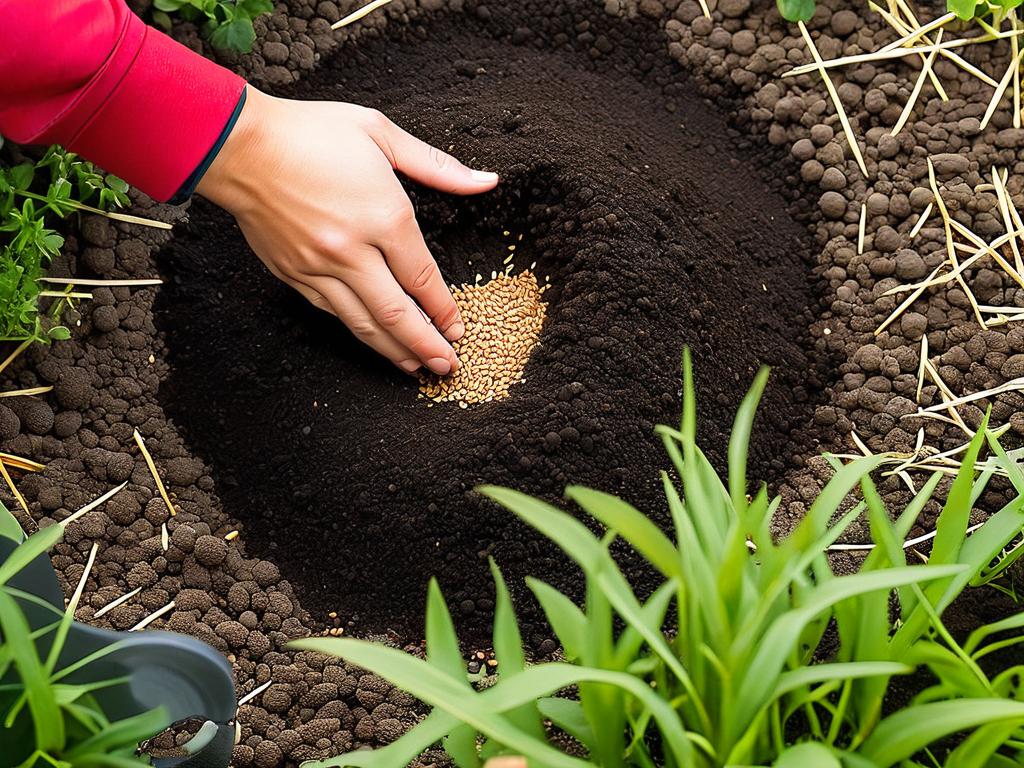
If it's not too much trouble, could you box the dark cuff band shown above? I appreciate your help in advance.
[169,88,247,205]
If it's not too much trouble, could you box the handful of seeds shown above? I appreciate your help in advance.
[419,270,548,406]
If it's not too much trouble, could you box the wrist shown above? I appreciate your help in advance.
[196,84,267,211]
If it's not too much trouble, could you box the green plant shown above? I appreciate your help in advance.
[151,0,274,52]
[295,350,1024,767]
[0,143,142,345]
[0,503,167,767]
[0,493,238,768]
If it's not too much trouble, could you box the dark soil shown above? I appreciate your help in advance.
[154,2,820,640]
[4,0,1024,765]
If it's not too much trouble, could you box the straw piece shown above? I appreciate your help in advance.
[0,460,28,516]
[891,29,942,136]
[133,429,176,518]
[992,168,1024,274]
[918,373,1024,413]
[0,453,45,473]
[891,0,996,86]
[0,340,32,378]
[798,22,868,177]
[916,333,928,404]
[876,264,942,335]
[870,1,947,99]
[828,521,985,552]
[40,277,162,287]
[783,32,1022,78]
[947,217,1024,289]
[909,202,933,239]
[94,586,142,619]
[0,385,53,399]
[878,11,956,53]
[858,203,867,254]
[129,600,175,631]
[332,0,393,29]
[38,291,92,300]
[61,482,129,529]
[981,48,1024,130]
[238,680,273,708]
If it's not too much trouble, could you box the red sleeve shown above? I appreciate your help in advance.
[0,0,246,202]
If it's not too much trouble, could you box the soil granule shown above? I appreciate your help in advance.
[154,3,820,639]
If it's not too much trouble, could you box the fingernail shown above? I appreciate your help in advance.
[427,357,452,376]
[445,320,466,341]
[471,170,499,183]
[451,355,461,372]
[398,359,420,374]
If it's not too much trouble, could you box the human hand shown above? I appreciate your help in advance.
[196,85,499,376]
[483,759,527,768]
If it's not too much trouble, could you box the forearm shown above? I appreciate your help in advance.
[0,0,246,202]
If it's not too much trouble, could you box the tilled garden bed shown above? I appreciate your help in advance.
[2,0,1024,765]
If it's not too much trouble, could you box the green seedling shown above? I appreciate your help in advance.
[296,349,1024,767]
[152,0,273,52]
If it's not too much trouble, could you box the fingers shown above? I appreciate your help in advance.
[483,759,527,768]
[303,278,424,374]
[343,259,460,376]
[378,214,465,343]
[379,119,499,195]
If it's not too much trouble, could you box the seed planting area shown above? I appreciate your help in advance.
[155,3,817,637]
[4,0,1024,764]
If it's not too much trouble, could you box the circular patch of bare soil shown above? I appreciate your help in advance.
[155,2,822,639]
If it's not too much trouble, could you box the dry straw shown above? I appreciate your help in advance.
[420,270,548,406]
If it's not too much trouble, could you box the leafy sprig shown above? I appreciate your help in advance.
[0,144,131,345]
[152,0,274,53]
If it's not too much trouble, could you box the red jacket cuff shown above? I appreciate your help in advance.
[46,13,246,202]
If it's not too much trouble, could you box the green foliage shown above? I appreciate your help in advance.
[0,502,167,767]
[0,145,131,345]
[295,349,1024,768]
[151,0,274,53]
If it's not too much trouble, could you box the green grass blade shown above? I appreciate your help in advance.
[425,578,467,683]
[931,417,989,566]
[728,365,770,512]
[0,589,64,751]
[538,697,595,751]
[488,558,545,742]
[733,565,966,745]
[290,639,600,767]
[0,498,24,542]
[860,699,1024,766]
[565,486,681,579]
[63,707,168,760]
[478,487,604,573]
[0,524,63,587]
[773,662,913,699]
[944,720,1024,768]
[773,742,843,768]
[444,724,482,768]
[525,578,585,663]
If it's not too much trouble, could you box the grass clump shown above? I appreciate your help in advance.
[296,349,1024,767]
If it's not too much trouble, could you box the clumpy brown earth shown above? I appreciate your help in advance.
[154,1,819,639]
[2,0,1024,764]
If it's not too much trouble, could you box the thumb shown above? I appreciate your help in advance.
[382,122,499,195]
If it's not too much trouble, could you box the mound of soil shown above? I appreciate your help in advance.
[155,2,820,638]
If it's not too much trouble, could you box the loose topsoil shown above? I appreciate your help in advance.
[4,0,1024,764]
[155,1,820,638]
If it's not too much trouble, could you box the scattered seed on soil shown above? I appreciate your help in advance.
[418,270,548,405]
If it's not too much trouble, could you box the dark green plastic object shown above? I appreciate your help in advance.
[0,505,236,768]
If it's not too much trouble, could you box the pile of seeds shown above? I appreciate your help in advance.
[419,270,548,405]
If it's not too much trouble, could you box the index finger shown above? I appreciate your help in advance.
[378,215,465,342]
[346,259,460,376]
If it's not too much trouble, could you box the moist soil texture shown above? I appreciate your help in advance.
[155,2,820,638]
[3,0,1024,764]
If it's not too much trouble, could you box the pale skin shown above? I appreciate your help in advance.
[196,85,500,377]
